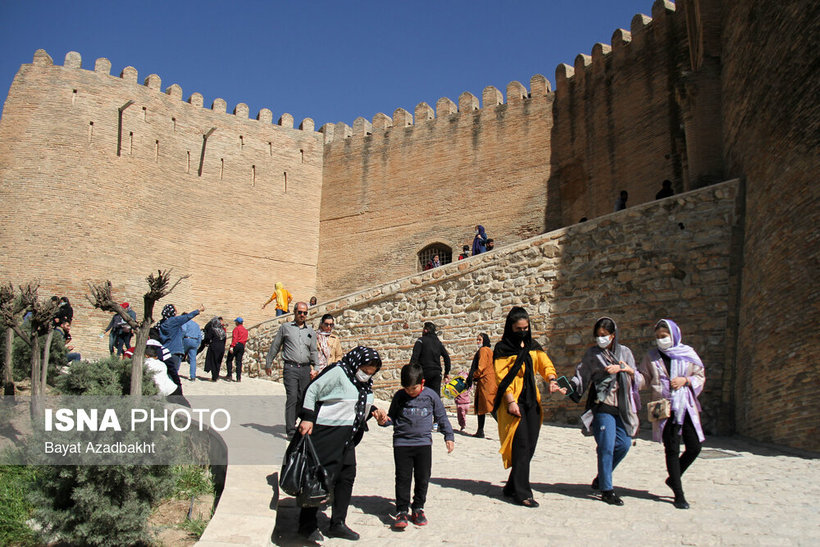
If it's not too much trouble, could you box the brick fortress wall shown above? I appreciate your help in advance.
[0,50,324,356]
[720,0,820,450]
[548,1,724,230]
[248,181,741,436]
[317,76,553,298]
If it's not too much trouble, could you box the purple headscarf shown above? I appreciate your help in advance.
[655,319,705,441]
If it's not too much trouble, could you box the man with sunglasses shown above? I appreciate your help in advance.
[265,301,319,438]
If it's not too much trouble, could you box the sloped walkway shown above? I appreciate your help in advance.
[184,376,287,547]
[186,376,819,546]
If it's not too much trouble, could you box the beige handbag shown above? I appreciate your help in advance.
[647,399,671,422]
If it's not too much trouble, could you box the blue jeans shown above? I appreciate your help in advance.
[592,412,631,492]
[275,309,285,316]
[183,341,199,380]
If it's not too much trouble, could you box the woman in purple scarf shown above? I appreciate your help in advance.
[638,319,705,510]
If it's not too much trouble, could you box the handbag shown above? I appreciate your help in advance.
[279,434,331,507]
[647,399,671,422]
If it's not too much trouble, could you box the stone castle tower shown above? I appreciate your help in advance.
[0,0,816,450]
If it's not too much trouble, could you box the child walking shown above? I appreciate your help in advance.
[378,363,455,530]
[454,372,472,431]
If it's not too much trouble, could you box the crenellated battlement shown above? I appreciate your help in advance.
[27,49,317,133]
[319,73,551,145]
[555,0,678,93]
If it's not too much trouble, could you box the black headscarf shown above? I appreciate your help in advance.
[306,345,382,449]
[492,307,543,414]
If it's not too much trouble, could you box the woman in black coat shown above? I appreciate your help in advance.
[202,317,226,382]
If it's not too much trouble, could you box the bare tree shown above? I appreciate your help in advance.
[0,281,59,414]
[86,270,190,397]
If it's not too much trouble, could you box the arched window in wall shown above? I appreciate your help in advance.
[418,243,452,271]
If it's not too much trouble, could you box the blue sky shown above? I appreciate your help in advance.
[0,0,654,127]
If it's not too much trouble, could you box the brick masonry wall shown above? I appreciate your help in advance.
[317,77,553,299]
[549,1,724,230]
[720,1,820,451]
[248,181,741,435]
[0,51,324,357]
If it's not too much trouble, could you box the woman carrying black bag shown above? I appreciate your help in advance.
[290,346,386,543]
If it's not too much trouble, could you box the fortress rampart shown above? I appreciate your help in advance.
[318,75,553,298]
[549,1,712,229]
[0,50,324,355]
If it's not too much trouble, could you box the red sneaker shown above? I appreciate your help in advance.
[412,509,428,526]
[393,511,410,530]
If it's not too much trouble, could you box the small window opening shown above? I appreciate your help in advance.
[268,142,273,156]
[186,151,191,173]
[220,158,224,180]
[128,131,134,155]
[239,135,244,150]
[87,122,94,144]
[284,171,288,193]
[417,243,453,271]
[172,117,176,132]
[300,149,304,163]
[72,89,77,107]
[155,140,159,162]
[142,106,147,121]
[252,165,256,186]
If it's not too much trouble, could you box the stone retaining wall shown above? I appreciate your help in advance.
[247,180,741,434]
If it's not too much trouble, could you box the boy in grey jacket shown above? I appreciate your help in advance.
[378,363,455,529]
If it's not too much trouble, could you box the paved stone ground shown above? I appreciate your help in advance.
[188,373,819,546]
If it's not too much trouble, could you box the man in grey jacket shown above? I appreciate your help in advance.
[265,301,318,438]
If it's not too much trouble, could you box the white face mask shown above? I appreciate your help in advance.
[656,336,673,351]
[596,335,612,349]
[355,369,372,383]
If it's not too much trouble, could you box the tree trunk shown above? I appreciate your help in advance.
[130,324,150,398]
[41,329,53,392]
[3,328,13,396]
[30,334,42,418]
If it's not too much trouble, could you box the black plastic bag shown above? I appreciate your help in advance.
[280,435,309,496]
[279,434,330,507]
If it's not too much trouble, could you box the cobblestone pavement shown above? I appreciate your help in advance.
[188,375,819,546]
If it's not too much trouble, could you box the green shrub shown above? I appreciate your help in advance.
[55,356,158,396]
[30,465,174,546]
[0,466,38,546]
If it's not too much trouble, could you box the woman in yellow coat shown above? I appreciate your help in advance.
[494,306,561,507]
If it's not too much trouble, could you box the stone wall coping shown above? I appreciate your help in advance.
[247,178,739,336]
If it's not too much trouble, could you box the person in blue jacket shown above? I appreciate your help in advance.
[157,303,204,374]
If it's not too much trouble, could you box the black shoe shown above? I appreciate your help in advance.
[591,476,599,490]
[299,528,324,544]
[519,497,539,508]
[327,522,359,540]
[673,496,690,509]
[601,490,624,506]
[473,431,485,438]
[236,377,241,382]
